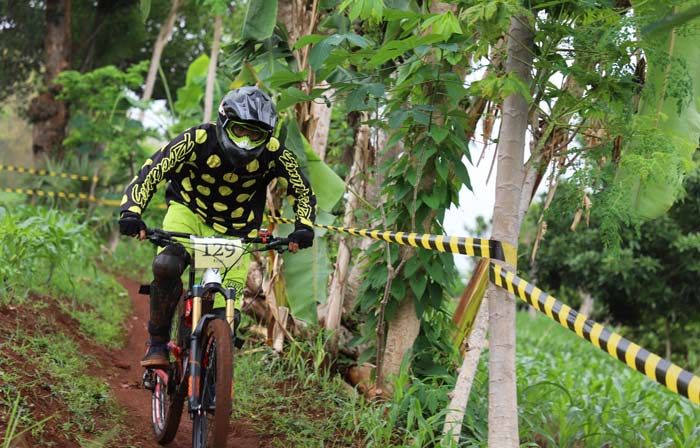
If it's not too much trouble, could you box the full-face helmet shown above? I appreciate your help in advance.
[215,87,277,165]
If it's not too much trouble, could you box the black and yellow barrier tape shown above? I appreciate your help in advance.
[269,214,700,405]
[0,164,98,182]
[1,187,122,206]
[267,215,518,266]
[488,263,700,405]
[4,187,99,202]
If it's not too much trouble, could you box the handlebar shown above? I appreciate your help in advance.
[145,228,290,253]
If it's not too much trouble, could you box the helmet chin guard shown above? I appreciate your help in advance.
[215,87,277,166]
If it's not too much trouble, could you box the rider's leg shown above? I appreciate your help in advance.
[141,242,189,368]
[141,203,202,368]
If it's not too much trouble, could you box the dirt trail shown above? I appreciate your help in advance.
[111,277,261,448]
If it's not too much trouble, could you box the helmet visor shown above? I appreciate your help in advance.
[224,120,269,150]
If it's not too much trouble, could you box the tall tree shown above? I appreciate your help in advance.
[325,118,370,334]
[29,0,71,160]
[486,14,533,446]
[141,0,183,104]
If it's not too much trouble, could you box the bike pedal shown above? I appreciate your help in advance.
[142,369,156,391]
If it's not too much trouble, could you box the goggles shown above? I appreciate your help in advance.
[224,119,270,148]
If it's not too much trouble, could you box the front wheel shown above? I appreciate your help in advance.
[192,319,233,448]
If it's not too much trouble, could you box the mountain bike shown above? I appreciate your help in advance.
[140,228,288,447]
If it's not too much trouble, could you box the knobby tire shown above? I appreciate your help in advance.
[151,300,187,444]
[192,318,233,448]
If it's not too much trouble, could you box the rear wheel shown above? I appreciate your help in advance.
[192,319,233,448]
[151,369,185,444]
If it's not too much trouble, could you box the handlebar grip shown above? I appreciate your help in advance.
[146,229,191,238]
[264,238,290,251]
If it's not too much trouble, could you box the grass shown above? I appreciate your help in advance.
[232,312,700,448]
[38,261,130,348]
[232,337,370,447]
[232,332,457,448]
[0,319,123,446]
[460,312,700,447]
[0,204,130,445]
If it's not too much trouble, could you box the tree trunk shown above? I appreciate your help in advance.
[380,291,420,394]
[307,82,334,159]
[203,15,223,123]
[30,0,71,160]
[277,0,306,47]
[142,0,182,104]
[325,122,370,333]
[443,304,488,442]
[487,16,533,448]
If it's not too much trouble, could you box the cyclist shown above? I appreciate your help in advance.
[118,86,316,368]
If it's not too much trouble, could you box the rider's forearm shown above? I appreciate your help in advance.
[120,128,198,215]
[275,148,317,230]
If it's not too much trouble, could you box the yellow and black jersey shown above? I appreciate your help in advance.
[120,123,316,237]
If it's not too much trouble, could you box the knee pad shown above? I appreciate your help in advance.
[152,243,189,282]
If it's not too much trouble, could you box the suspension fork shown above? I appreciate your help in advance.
[188,292,203,413]
[187,285,236,412]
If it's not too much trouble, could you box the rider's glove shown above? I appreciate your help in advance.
[288,228,314,249]
[119,211,147,237]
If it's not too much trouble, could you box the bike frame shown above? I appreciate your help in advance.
[144,228,288,421]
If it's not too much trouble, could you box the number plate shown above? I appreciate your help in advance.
[190,236,245,269]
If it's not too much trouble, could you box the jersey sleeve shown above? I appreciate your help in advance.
[275,148,317,230]
[119,127,203,215]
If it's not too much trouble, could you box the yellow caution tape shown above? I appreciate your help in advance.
[268,213,699,405]
[2,187,162,209]
[488,263,700,405]
[267,215,518,266]
[2,187,109,204]
[0,164,98,183]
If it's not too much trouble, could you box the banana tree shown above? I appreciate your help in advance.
[220,0,345,325]
[615,1,700,220]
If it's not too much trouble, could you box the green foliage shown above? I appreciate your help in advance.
[57,63,155,189]
[174,53,211,127]
[612,0,700,222]
[0,205,89,298]
[232,337,368,446]
[241,0,278,41]
[0,2,43,103]
[267,1,503,355]
[0,205,129,346]
[235,314,699,447]
[108,237,156,283]
[521,172,700,369]
[282,237,333,323]
[139,0,152,22]
[512,313,700,447]
[0,0,230,109]
[232,334,455,447]
[282,116,346,211]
